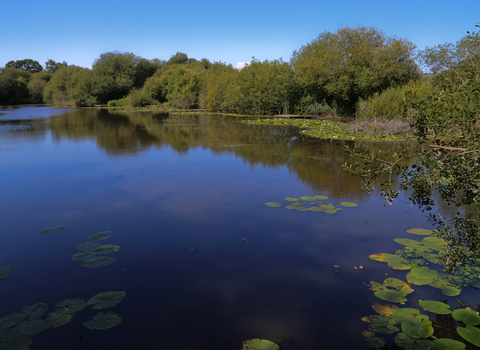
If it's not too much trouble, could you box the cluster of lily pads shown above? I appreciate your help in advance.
[363,227,480,349]
[72,231,120,268]
[0,291,125,349]
[265,195,357,214]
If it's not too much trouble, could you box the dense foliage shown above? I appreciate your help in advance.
[345,23,480,271]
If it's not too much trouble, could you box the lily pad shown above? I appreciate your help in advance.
[76,242,101,252]
[45,313,73,329]
[452,309,480,325]
[374,290,408,303]
[300,196,315,201]
[54,298,87,314]
[0,314,26,331]
[431,338,466,349]
[285,206,296,210]
[394,238,424,249]
[457,325,480,347]
[422,237,446,251]
[265,202,282,207]
[385,254,415,270]
[16,319,45,336]
[241,339,279,350]
[441,285,462,297]
[84,312,122,330]
[384,277,412,295]
[392,308,422,323]
[290,202,305,207]
[23,303,48,319]
[370,253,388,262]
[295,207,309,212]
[0,335,32,350]
[372,303,399,317]
[314,195,329,200]
[340,202,357,207]
[87,291,126,309]
[319,204,335,210]
[87,231,112,241]
[363,331,385,348]
[284,198,299,202]
[361,315,397,326]
[95,245,120,255]
[406,272,433,286]
[394,332,434,349]
[71,252,98,262]
[81,256,116,268]
[370,324,400,334]
[410,266,439,280]
[0,267,12,281]
[39,225,64,235]
[369,281,388,292]
[419,300,451,315]
[308,207,324,212]
[407,228,432,236]
[324,209,338,214]
[402,315,434,338]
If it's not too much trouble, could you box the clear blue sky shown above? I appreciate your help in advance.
[2,0,479,69]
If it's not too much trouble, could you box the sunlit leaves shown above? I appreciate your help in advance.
[407,228,432,236]
[372,303,400,317]
[241,339,279,350]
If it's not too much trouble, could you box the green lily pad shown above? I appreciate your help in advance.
[71,252,98,262]
[16,319,45,336]
[319,204,335,210]
[370,253,388,262]
[406,272,433,286]
[324,209,338,214]
[407,228,432,236]
[340,202,357,207]
[284,198,299,202]
[87,231,112,241]
[385,254,415,270]
[87,291,126,309]
[422,237,446,251]
[265,202,282,207]
[392,308,422,323]
[0,314,26,331]
[419,300,451,315]
[308,207,324,212]
[76,242,101,252]
[0,335,32,350]
[241,339,279,350]
[81,256,116,268]
[84,312,122,330]
[402,315,434,338]
[95,245,120,254]
[384,277,412,295]
[372,303,400,317]
[314,195,329,200]
[285,206,296,209]
[54,298,87,314]
[300,196,315,201]
[452,309,480,325]
[410,266,439,280]
[374,290,408,303]
[394,332,434,349]
[441,285,462,297]
[369,281,388,292]
[363,331,385,348]
[39,225,64,235]
[422,253,442,265]
[0,267,12,281]
[23,303,48,319]
[295,207,309,212]
[361,315,397,326]
[370,324,400,334]
[45,313,73,329]
[394,238,424,249]
[457,325,480,347]
[290,202,305,207]
[431,338,466,349]
[0,326,20,342]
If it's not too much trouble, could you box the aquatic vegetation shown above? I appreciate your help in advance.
[84,312,122,330]
[81,256,117,269]
[87,291,126,309]
[87,231,112,241]
[0,267,12,281]
[39,226,64,235]
[363,227,480,348]
[241,339,279,350]
[264,202,282,207]
[265,196,357,215]
[45,313,72,329]
[54,298,87,314]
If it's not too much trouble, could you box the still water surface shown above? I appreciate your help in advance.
[0,107,475,349]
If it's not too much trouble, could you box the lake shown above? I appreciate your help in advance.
[0,107,477,350]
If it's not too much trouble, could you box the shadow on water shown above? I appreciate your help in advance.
[0,107,475,350]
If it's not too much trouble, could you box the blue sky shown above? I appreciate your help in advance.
[2,0,479,69]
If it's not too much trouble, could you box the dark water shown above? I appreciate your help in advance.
[0,107,476,350]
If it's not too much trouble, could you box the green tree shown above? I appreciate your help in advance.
[0,67,31,104]
[345,23,480,271]
[292,25,421,113]
[45,59,68,74]
[27,72,51,103]
[167,52,189,65]
[5,59,43,73]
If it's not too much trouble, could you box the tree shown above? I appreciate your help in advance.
[27,72,51,103]
[0,67,31,104]
[45,59,68,74]
[167,52,189,65]
[5,59,43,73]
[291,25,421,113]
[344,23,480,271]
